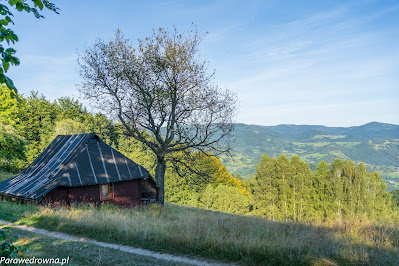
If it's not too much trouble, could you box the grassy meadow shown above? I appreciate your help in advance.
[1,226,184,266]
[0,200,398,265]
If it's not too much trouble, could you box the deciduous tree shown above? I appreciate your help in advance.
[0,123,25,172]
[78,27,237,204]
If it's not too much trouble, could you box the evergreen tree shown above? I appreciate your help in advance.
[251,153,278,219]
[331,159,344,218]
[276,154,291,221]
[86,113,119,147]
[250,155,392,221]
[57,96,89,123]
[290,155,313,221]
[353,163,368,216]
[341,161,356,216]
[389,189,399,210]
[1,87,394,220]
[314,161,334,220]
[370,171,390,216]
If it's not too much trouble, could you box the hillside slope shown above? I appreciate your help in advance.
[1,201,398,265]
[222,122,399,191]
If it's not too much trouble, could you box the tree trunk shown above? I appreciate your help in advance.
[155,157,166,205]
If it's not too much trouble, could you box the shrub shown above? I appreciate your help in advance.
[0,228,28,259]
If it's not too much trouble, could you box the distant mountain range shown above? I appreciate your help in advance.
[262,122,399,140]
[222,122,399,191]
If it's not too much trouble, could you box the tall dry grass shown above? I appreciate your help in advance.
[0,201,398,265]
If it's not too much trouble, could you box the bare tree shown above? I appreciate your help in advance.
[77,27,237,204]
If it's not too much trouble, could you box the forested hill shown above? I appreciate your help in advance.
[265,122,399,140]
[222,122,399,191]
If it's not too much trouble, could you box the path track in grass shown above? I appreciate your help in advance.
[0,219,232,266]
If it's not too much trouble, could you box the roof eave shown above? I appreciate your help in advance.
[0,192,39,203]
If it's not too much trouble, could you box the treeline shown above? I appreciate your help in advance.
[251,154,391,221]
[167,152,393,221]
[0,85,247,210]
[165,152,250,214]
[0,85,395,221]
[0,85,120,171]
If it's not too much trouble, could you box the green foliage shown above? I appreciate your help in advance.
[16,92,60,164]
[0,123,25,172]
[165,152,249,211]
[0,89,395,223]
[390,189,399,210]
[0,85,19,126]
[314,160,335,219]
[0,0,59,94]
[57,96,89,123]
[222,123,399,191]
[0,228,28,260]
[251,153,392,222]
[78,27,237,205]
[54,118,89,135]
[114,128,155,172]
[200,184,250,214]
[250,154,278,218]
[0,90,156,174]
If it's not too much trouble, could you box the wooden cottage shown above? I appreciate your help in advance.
[0,133,158,207]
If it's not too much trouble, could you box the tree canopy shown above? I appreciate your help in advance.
[78,27,237,204]
[251,153,392,221]
[0,87,396,221]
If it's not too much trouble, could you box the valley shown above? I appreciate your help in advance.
[222,122,399,191]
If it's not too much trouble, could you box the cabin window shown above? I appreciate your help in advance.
[100,183,113,200]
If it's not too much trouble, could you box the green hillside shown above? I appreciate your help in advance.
[222,122,399,191]
[1,201,398,265]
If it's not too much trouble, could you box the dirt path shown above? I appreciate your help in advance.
[0,219,231,266]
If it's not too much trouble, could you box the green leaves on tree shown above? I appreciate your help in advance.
[0,0,59,95]
[251,153,392,221]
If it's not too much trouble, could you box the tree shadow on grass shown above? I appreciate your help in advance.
[1,201,398,265]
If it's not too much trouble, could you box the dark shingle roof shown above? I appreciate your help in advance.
[0,133,151,201]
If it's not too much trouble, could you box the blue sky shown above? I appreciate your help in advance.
[6,0,399,127]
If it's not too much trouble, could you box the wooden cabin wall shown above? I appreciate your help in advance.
[42,179,143,207]
[112,179,142,206]
[140,179,157,204]
[40,178,160,207]
[41,187,69,205]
